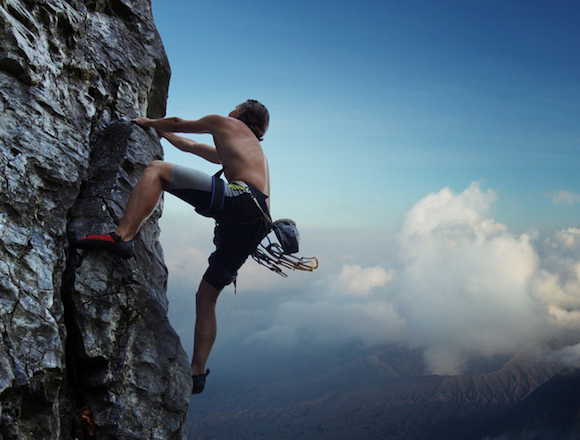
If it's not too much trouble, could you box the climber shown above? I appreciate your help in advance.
[74,99,271,394]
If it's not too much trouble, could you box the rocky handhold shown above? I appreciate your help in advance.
[0,1,191,439]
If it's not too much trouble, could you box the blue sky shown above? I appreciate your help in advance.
[151,0,579,233]
[149,0,580,374]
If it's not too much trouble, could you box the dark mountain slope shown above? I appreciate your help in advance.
[188,343,563,440]
[479,368,580,440]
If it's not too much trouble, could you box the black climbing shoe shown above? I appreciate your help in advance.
[192,369,210,395]
[74,232,134,259]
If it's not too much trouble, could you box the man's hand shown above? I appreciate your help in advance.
[132,117,154,128]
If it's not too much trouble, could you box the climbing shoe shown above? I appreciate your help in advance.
[192,369,210,395]
[74,232,134,259]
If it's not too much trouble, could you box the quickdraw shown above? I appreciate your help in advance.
[252,237,318,277]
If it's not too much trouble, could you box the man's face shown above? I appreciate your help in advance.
[228,104,244,119]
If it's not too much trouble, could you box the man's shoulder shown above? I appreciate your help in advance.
[199,114,228,126]
[203,114,247,131]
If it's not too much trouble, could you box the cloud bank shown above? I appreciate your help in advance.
[248,182,580,374]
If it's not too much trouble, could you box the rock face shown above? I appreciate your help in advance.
[0,1,192,439]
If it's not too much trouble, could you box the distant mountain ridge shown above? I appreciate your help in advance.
[188,342,571,440]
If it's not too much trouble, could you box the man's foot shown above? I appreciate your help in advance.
[192,369,210,395]
[74,232,134,259]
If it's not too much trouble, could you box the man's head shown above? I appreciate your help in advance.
[230,99,269,141]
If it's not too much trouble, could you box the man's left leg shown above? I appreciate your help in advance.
[191,279,222,393]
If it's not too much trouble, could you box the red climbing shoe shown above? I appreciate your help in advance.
[74,232,134,259]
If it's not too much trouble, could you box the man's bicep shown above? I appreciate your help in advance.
[176,115,225,133]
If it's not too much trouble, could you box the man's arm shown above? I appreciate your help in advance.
[133,115,224,134]
[157,131,220,164]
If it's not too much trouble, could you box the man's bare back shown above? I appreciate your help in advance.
[211,113,270,197]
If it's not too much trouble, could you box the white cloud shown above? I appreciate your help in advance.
[545,227,580,251]
[161,182,580,376]
[550,190,580,205]
[550,342,580,368]
[397,183,543,373]
[329,264,393,297]
[533,228,580,333]
[248,264,402,347]
[251,183,580,374]
[249,300,406,347]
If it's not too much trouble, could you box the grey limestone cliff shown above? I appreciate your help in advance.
[0,1,192,439]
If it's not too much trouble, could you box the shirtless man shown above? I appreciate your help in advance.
[75,99,271,394]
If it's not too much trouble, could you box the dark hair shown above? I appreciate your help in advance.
[237,99,270,141]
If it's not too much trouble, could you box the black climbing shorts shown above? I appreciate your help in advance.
[167,165,270,291]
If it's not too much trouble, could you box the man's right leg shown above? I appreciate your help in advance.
[75,160,173,257]
[115,160,173,241]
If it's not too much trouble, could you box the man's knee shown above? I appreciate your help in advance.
[144,160,173,188]
[145,160,167,172]
[196,279,221,307]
